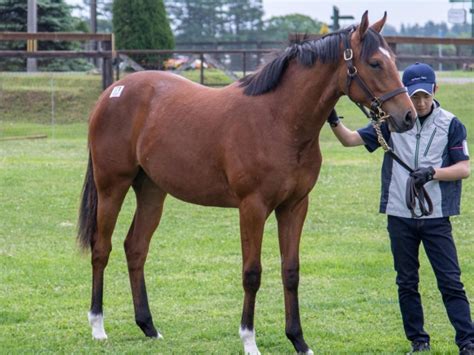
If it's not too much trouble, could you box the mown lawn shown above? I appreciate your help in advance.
[0,72,473,354]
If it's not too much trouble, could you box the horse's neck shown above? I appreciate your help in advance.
[271,62,341,141]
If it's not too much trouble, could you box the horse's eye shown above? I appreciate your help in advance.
[369,61,381,69]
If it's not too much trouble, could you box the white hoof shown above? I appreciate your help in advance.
[88,312,108,340]
[152,332,164,340]
[239,327,261,355]
[300,349,314,355]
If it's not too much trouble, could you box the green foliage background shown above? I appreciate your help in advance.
[0,0,92,71]
[113,0,174,68]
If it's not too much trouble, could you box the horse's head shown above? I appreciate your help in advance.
[339,11,416,132]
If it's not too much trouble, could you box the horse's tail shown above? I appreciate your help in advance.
[77,152,98,252]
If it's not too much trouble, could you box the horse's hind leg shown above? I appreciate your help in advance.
[275,197,313,354]
[124,171,166,338]
[238,195,268,355]
[89,176,132,340]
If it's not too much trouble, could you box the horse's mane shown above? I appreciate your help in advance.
[239,25,390,96]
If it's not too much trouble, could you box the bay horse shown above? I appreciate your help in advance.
[78,11,416,354]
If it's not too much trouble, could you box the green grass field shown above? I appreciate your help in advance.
[1,72,473,354]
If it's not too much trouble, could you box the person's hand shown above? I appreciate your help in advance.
[410,166,435,188]
[327,109,342,127]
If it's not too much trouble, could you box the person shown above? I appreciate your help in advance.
[327,62,474,354]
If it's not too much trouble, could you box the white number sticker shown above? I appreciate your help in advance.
[109,85,125,98]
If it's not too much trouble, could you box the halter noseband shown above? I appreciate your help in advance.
[342,29,408,122]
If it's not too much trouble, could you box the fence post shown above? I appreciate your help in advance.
[257,41,262,69]
[242,51,247,77]
[115,56,120,81]
[27,0,37,72]
[102,40,113,90]
[200,52,204,85]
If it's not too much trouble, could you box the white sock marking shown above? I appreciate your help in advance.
[239,327,261,355]
[88,312,108,340]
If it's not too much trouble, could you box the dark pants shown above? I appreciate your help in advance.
[387,215,474,349]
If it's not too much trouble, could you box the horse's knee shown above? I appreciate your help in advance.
[243,266,261,293]
[283,267,299,291]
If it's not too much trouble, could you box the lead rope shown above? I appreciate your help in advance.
[371,119,433,218]
[372,117,391,152]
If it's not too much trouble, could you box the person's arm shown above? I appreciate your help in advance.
[410,160,470,187]
[430,117,471,182]
[433,160,470,181]
[331,122,365,147]
[437,117,471,181]
[327,110,365,147]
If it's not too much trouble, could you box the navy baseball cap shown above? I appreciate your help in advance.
[402,62,436,96]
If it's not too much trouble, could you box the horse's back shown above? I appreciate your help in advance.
[88,71,242,206]
[89,71,217,154]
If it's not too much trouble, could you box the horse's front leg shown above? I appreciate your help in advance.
[275,196,313,354]
[238,195,268,355]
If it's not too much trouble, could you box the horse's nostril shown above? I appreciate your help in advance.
[405,111,414,126]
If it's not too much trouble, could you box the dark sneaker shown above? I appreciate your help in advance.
[460,343,474,355]
[409,341,431,353]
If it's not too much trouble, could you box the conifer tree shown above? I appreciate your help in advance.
[113,0,174,68]
[0,0,91,71]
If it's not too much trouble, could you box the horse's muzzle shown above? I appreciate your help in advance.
[388,110,416,133]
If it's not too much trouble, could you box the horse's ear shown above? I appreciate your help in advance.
[370,12,387,33]
[358,10,369,39]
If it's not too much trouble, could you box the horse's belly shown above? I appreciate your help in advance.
[166,180,239,208]
[140,153,239,208]
[170,189,238,208]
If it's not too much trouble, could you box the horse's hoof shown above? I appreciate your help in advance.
[92,332,108,340]
[297,349,314,355]
[151,332,163,340]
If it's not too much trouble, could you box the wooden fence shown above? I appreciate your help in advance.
[1,32,473,89]
[0,32,114,89]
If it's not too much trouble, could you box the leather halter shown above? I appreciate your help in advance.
[342,29,408,122]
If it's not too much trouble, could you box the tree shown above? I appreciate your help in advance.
[113,0,174,68]
[225,0,264,40]
[0,0,75,37]
[262,14,322,42]
[165,0,264,43]
[381,24,398,36]
[73,0,113,33]
[166,0,225,42]
[450,23,471,37]
[0,0,92,71]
